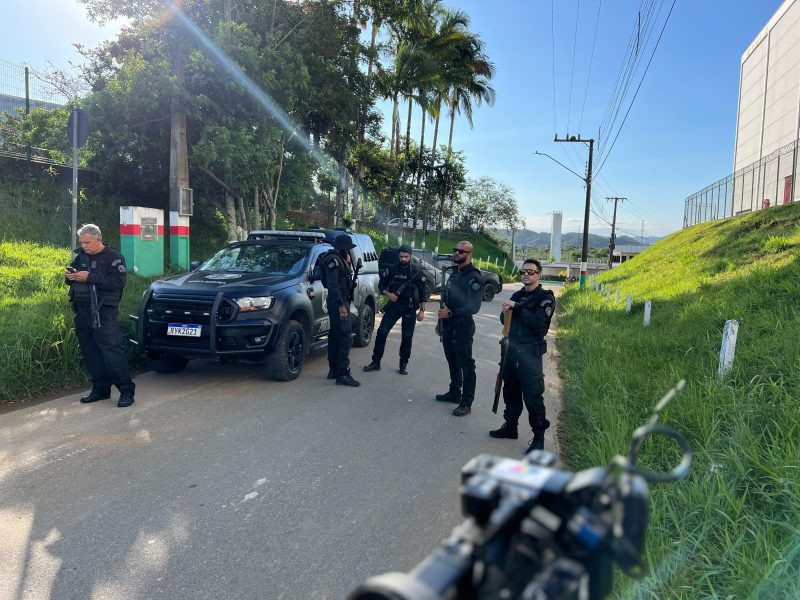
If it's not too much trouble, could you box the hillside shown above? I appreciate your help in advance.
[558,202,800,597]
[492,228,658,248]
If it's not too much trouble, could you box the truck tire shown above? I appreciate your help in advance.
[353,303,374,348]
[482,283,496,302]
[146,352,188,374]
[265,320,305,381]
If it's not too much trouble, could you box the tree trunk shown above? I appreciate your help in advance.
[253,185,261,229]
[225,191,237,241]
[353,17,379,227]
[413,105,425,241]
[404,97,413,157]
[237,193,249,236]
[262,186,277,230]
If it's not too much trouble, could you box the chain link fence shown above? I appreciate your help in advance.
[0,58,68,164]
[684,138,799,227]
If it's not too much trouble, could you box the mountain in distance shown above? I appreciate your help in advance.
[492,229,662,248]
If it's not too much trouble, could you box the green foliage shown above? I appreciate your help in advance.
[764,234,792,254]
[559,202,800,597]
[0,241,155,401]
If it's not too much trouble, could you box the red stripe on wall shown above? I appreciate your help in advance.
[157,225,164,235]
[120,224,140,235]
[169,226,190,236]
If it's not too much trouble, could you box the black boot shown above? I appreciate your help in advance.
[336,372,361,387]
[526,418,551,453]
[526,431,546,453]
[363,360,381,372]
[117,389,135,408]
[435,391,460,403]
[80,388,111,404]
[489,422,518,439]
[398,360,408,375]
[452,403,471,417]
[327,368,337,379]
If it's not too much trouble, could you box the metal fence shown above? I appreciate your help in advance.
[684,138,800,227]
[0,58,67,115]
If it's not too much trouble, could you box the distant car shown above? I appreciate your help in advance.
[431,253,503,302]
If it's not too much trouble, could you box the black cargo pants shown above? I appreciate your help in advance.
[74,305,135,393]
[372,302,416,363]
[442,316,476,405]
[327,299,353,376]
[501,342,549,432]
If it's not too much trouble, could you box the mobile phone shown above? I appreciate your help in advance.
[66,267,77,273]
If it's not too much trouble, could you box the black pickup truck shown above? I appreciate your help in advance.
[131,230,380,381]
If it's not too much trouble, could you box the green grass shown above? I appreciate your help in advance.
[0,241,155,401]
[559,202,800,598]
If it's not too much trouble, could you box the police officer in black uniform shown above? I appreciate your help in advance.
[65,224,135,407]
[489,258,555,452]
[324,234,360,387]
[435,240,483,416]
[363,244,428,375]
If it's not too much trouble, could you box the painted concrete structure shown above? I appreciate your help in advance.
[120,206,164,276]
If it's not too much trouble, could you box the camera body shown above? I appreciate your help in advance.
[351,382,692,600]
[351,450,649,600]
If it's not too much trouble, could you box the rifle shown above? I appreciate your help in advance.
[383,266,422,312]
[436,265,449,341]
[492,309,512,413]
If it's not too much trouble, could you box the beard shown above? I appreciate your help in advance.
[454,254,466,265]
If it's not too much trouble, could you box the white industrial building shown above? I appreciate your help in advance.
[732,0,800,214]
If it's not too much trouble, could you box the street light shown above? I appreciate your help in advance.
[533,144,594,289]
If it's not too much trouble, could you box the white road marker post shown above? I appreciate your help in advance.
[626,294,632,315]
[643,301,652,327]
[718,319,739,379]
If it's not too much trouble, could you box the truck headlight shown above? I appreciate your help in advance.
[235,296,275,311]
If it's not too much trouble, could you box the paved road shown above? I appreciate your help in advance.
[0,283,561,600]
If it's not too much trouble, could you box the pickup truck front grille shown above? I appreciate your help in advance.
[147,294,236,324]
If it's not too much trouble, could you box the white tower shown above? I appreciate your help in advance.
[550,212,562,262]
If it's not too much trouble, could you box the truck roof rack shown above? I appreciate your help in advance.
[247,230,327,242]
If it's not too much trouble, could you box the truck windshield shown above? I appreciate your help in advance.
[200,244,308,274]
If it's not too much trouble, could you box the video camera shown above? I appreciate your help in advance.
[350,382,692,600]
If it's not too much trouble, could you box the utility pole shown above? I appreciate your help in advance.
[554,135,594,288]
[606,196,626,269]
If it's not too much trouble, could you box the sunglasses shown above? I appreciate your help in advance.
[520,269,541,275]
[453,248,471,254]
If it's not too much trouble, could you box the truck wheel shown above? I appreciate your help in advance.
[265,320,305,381]
[146,352,188,373]
[482,283,496,302]
[353,303,374,347]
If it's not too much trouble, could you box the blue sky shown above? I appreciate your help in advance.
[2,0,785,237]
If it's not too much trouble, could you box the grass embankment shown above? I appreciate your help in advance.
[0,241,154,401]
[558,203,800,598]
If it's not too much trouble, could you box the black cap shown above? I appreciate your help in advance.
[398,244,413,254]
[333,234,356,250]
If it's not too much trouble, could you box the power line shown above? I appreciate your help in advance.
[551,0,558,136]
[578,0,603,134]
[566,0,582,133]
[595,0,676,175]
[597,0,663,159]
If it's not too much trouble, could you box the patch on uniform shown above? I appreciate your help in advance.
[470,280,482,292]
[118,264,127,273]
[112,258,122,267]
[327,260,338,269]
[90,261,97,269]
[544,305,553,317]
[420,274,426,282]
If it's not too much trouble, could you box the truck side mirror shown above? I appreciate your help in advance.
[190,260,201,271]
